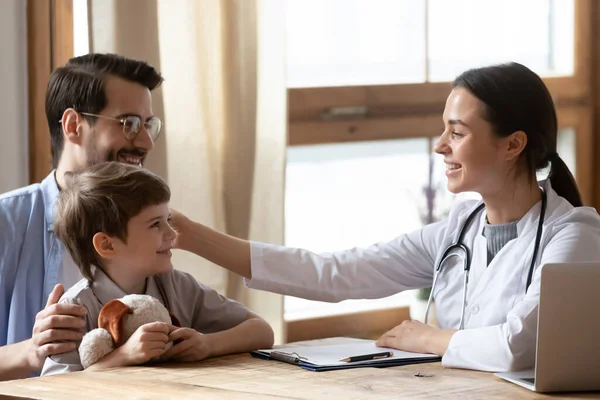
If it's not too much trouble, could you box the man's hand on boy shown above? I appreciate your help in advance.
[28,284,87,371]
[118,322,171,365]
[163,327,211,362]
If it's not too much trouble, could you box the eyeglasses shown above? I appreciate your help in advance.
[60,112,162,142]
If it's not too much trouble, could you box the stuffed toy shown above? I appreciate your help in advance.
[79,294,180,369]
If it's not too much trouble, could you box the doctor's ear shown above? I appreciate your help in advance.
[92,232,117,259]
[503,130,528,162]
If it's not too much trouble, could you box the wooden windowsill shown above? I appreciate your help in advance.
[285,306,411,343]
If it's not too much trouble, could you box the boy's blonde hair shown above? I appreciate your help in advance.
[54,162,171,280]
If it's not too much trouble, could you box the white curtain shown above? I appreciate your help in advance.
[88,0,287,343]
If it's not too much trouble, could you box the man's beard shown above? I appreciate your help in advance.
[85,141,146,167]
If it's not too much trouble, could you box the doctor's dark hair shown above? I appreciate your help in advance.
[452,62,583,207]
[54,162,171,280]
[46,53,164,169]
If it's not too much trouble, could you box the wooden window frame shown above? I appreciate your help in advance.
[27,0,73,184]
[594,0,600,209]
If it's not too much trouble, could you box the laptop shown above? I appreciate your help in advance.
[495,263,600,393]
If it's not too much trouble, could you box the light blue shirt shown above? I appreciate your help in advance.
[0,171,77,348]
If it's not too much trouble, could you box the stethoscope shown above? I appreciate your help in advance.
[424,188,547,330]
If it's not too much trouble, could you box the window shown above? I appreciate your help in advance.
[286,0,575,88]
[73,0,89,56]
[557,127,576,175]
[286,0,426,88]
[427,0,574,82]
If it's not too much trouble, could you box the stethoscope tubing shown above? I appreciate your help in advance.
[424,189,547,329]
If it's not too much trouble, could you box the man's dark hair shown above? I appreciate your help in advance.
[45,53,164,168]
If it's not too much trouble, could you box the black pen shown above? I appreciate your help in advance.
[339,351,394,363]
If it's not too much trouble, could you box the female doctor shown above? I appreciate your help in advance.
[171,62,600,372]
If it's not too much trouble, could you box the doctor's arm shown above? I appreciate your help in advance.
[170,209,446,303]
[170,210,252,278]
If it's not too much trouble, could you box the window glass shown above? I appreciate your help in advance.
[427,0,574,82]
[286,0,426,88]
[284,138,459,319]
[285,0,575,87]
[73,0,89,56]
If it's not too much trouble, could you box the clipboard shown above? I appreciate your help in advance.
[250,341,441,372]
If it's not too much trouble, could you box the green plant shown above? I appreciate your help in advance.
[417,286,432,301]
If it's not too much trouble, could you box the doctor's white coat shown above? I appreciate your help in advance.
[245,181,600,372]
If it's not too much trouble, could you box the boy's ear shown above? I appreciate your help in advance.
[61,108,84,145]
[92,232,116,259]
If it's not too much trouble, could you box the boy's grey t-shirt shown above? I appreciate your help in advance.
[41,266,249,376]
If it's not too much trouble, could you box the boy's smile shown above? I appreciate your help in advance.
[99,202,177,293]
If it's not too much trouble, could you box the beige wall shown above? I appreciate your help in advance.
[0,0,28,193]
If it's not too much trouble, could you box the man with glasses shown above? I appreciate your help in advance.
[0,53,165,380]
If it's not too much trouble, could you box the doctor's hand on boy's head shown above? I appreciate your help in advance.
[28,284,87,371]
[163,327,211,362]
[116,321,171,366]
[167,208,191,250]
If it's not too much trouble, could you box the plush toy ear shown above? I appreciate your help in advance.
[98,299,133,346]
[169,312,181,327]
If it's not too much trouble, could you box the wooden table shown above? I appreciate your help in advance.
[0,338,597,399]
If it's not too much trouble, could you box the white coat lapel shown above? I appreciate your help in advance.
[466,230,490,302]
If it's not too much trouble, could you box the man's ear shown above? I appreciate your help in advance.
[61,108,84,145]
[504,130,528,162]
[92,232,116,259]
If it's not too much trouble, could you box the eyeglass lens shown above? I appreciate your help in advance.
[121,116,161,141]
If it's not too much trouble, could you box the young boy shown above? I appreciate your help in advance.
[41,162,274,375]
